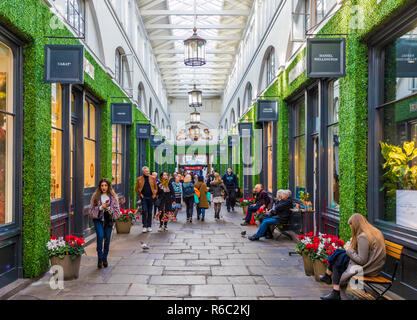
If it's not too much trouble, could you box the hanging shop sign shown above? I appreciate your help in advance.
[44,45,84,84]
[150,135,164,147]
[136,123,151,139]
[111,103,133,125]
[396,38,417,78]
[257,100,279,122]
[228,135,239,147]
[307,38,346,78]
[238,122,253,138]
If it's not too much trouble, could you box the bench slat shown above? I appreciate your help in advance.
[353,275,392,284]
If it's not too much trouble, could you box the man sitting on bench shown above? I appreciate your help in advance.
[248,190,292,241]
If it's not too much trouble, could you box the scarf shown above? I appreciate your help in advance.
[161,178,169,188]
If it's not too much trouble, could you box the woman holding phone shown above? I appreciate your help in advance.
[89,178,121,269]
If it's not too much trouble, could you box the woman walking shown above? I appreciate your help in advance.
[182,174,195,223]
[209,173,228,221]
[89,178,121,269]
[156,172,175,232]
[320,213,386,300]
[172,174,183,221]
[195,176,209,221]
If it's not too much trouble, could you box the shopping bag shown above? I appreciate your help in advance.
[207,192,211,202]
[194,193,200,204]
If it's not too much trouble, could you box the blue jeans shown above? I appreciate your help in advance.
[245,205,260,223]
[94,220,113,259]
[197,207,206,218]
[141,197,154,228]
[254,218,280,238]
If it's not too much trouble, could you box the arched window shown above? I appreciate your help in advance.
[246,82,253,110]
[230,109,236,127]
[66,0,84,36]
[154,109,160,127]
[115,47,131,91]
[266,47,275,85]
[237,99,241,119]
[149,98,153,118]
[137,83,145,111]
[224,119,228,132]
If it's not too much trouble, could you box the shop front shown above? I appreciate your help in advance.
[368,5,417,298]
[0,25,23,288]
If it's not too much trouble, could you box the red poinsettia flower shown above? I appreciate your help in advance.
[50,236,56,240]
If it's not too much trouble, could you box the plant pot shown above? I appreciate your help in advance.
[116,220,132,234]
[242,206,248,216]
[302,252,314,276]
[313,259,328,281]
[50,255,81,281]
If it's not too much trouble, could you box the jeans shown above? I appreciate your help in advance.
[185,196,194,220]
[197,207,206,218]
[153,198,159,216]
[141,197,154,228]
[254,217,280,238]
[327,253,349,285]
[94,220,113,260]
[245,205,260,223]
[226,189,236,210]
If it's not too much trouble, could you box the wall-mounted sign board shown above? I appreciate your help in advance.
[150,135,164,147]
[307,38,346,78]
[396,38,417,78]
[136,123,151,139]
[228,135,239,147]
[111,103,133,125]
[238,122,253,138]
[44,45,84,84]
[257,100,279,122]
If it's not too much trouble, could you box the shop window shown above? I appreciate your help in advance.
[267,122,273,193]
[378,25,417,230]
[266,47,275,85]
[0,41,14,225]
[293,98,306,198]
[51,83,63,200]
[66,0,85,37]
[327,80,340,211]
[112,124,123,188]
[84,101,97,189]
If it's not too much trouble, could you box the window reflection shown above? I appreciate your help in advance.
[328,80,340,211]
[51,83,63,200]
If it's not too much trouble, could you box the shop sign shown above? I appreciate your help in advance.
[44,45,84,83]
[136,123,151,139]
[238,122,253,138]
[111,103,133,125]
[411,103,417,113]
[396,190,417,230]
[396,38,417,78]
[228,135,239,147]
[150,135,164,147]
[257,100,279,122]
[307,38,346,78]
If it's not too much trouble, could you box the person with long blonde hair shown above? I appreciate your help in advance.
[320,213,386,300]
[209,173,228,220]
[182,174,195,223]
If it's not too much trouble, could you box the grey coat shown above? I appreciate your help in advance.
[340,232,386,285]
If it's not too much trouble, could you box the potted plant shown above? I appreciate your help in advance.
[116,209,136,234]
[299,191,312,211]
[237,197,256,215]
[380,141,417,227]
[47,235,86,280]
[295,232,315,276]
[254,207,268,226]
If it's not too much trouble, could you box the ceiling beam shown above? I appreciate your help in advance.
[158,57,233,62]
[159,65,231,69]
[140,10,250,16]
[139,0,166,10]
[144,24,246,29]
[161,70,228,74]
[155,49,235,55]
[149,35,241,41]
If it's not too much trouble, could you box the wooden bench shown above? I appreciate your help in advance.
[352,240,403,300]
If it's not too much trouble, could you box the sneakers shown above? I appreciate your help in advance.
[158,226,164,232]
[241,222,249,226]
[142,227,148,233]
[319,273,332,285]
[320,290,341,300]
[164,226,168,231]
[147,227,152,232]
[248,235,260,241]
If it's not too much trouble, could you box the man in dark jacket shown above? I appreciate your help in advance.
[241,184,270,226]
[248,190,292,240]
[223,167,239,212]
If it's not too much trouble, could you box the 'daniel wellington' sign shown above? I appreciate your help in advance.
[307,38,346,78]
[44,45,84,84]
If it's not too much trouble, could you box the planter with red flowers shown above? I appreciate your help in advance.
[296,233,344,280]
[253,207,268,226]
[116,209,136,234]
[237,198,256,215]
[47,235,86,280]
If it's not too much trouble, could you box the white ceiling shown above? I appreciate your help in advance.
[137,0,254,98]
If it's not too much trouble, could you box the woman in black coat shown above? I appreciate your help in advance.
[157,172,175,232]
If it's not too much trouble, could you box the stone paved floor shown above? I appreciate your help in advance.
[10,205,332,300]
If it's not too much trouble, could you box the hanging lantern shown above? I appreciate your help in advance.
[190,109,200,124]
[188,84,202,108]
[184,28,206,67]
[189,125,201,141]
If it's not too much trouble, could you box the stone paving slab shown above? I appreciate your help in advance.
[191,284,235,297]
[127,284,190,297]
[149,276,206,285]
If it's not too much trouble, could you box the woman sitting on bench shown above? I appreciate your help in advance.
[319,213,386,300]
[248,190,292,241]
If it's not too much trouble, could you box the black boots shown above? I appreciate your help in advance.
[97,258,103,269]
[320,289,341,300]
[319,273,332,285]
[102,258,108,268]
[248,235,260,241]
[202,216,205,222]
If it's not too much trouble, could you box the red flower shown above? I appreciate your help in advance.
[50,236,56,240]
[65,235,70,242]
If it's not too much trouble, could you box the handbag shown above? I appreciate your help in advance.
[154,198,161,207]
[194,193,200,204]
[207,192,211,202]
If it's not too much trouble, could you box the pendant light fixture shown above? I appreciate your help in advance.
[188,84,203,108]
[190,108,201,124]
[184,0,206,66]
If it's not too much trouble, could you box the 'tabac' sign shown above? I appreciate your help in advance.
[44,45,84,84]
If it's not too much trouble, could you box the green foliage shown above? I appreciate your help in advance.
[380,141,417,195]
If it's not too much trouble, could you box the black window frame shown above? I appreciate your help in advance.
[66,0,85,37]
[368,4,417,250]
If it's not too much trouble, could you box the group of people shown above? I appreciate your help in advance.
[87,169,388,302]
